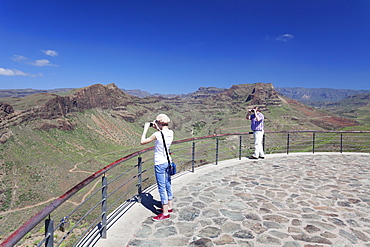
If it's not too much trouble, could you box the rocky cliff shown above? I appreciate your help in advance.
[0,84,136,129]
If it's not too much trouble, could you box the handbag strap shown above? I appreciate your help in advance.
[160,131,171,165]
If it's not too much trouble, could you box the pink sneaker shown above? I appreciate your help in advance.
[152,213,170,221]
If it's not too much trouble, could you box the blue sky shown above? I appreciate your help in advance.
[1,0,369,94]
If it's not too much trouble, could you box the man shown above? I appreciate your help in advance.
[246,107,265,159]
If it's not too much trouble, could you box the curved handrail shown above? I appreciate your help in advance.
[0,145,155,247]
[1,130,369,247]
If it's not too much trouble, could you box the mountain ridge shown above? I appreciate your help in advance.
[2,86,370,103]
[0,83,360,135]
[275,87,370,103]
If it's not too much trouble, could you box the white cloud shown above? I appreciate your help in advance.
[11,55,28,62]
[11,55,58,67]
[0,68,43,77]
[42,50,58,57]
[29,59,57,67]
[0,68,28,76]
[276,34,294,42]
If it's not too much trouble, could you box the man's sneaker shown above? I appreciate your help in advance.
[259,156,265,159]
[157,208,173,213]
[152,213,170,221]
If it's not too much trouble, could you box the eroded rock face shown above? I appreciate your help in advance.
[0,103,14,115]
[245,83,281,106]
[207,83,282,111]
[35,119,75,131]
[0,84,137,131]
[33,83,134,118]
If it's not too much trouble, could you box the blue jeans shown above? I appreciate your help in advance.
[155,163,173,205]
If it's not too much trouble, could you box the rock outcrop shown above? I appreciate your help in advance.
[0,83,137,131]
[0,102,14,116]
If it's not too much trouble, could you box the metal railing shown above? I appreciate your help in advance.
[1,130,369,247]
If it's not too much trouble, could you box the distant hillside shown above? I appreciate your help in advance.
[0,88,74,98]
[121,87,229,99]
[273,87,370,126]
[321,93,370,125]
[275,87,370,103]
[0,88,179,99]
[182,87,228,100]
[121,89,180,98]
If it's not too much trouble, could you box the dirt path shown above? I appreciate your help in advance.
[1,148,128,216]
[0,197,58,216]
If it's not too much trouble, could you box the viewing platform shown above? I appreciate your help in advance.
[94,153,370,247]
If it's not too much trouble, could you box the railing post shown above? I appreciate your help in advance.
[215,138,219,165]
[101,175,107,239]
[191,141,195,172]
[239,136,242,160]
[313,133,316,154]
[137,157,142,203]
[45,217,54,247]
[287,133,290,154]
[191,142,195,172]
[340,133,343,153]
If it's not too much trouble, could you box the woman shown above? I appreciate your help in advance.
[140,114,174,221]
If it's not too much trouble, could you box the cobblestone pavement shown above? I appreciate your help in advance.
[96,153,370,247]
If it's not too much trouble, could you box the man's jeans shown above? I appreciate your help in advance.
[155,162,173,205]
[253,130,265,157]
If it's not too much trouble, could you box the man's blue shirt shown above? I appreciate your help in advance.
[250,112,264,131]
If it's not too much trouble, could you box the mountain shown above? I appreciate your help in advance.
[0,88,74,98]
[3,86,369,104]
[121,89,180,98]
[0,84,136,133]
[321,93,370,125]
[182,87,228,100]
[275,87,370,104]
[0,82,361,238]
